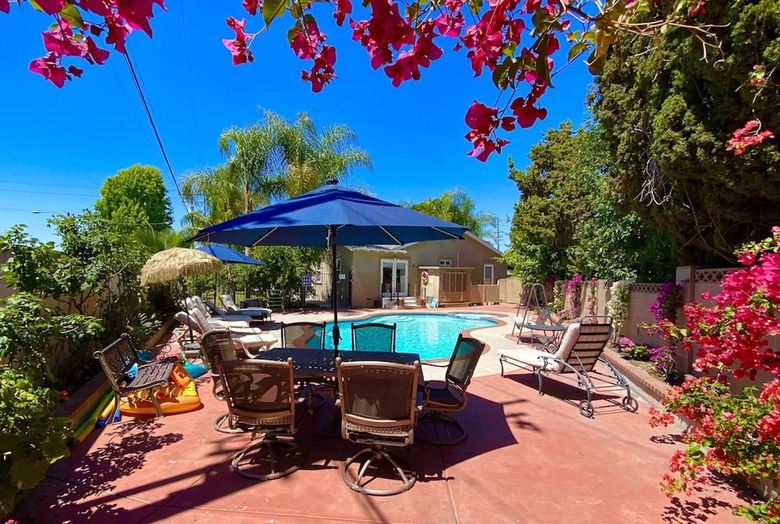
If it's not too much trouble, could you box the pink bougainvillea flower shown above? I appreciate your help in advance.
[67,65,84,77]
[85,36,110,65]
[524,0,541,12]
[243,0,261,15]
[43,20,85,57]
[510,97,547,128]
[36,0,65,15]
[116,0,166,38]
[302,45,337,92]
[334,0,352,26]
[465,101,498,134]
[0,0,9,14]
[223,17,254,65]
[29,53,67,87]
[104,13,130,53]
[79,0,112,16]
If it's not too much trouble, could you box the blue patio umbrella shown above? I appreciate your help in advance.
[196,244,264,265]
[190,180,470,356]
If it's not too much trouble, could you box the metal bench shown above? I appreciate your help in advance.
[93,333,175,422]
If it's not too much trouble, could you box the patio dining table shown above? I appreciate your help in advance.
[257,348,422,380]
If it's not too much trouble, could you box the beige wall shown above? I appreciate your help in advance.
[499,277,524,304]
[343,236,506,307]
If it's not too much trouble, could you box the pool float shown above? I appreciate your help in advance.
[70,390,114,446]
[119,376,202,416]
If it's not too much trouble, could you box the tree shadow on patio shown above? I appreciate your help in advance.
[13,419,185,522]
[661,474,760,524]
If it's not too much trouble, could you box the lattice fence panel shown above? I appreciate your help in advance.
[629,283,663,294]
[695,268,740,284]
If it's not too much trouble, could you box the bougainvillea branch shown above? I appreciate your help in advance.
[650,227,780,519]
[4,0,726,159]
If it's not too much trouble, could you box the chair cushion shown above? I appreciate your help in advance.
[234,333,278,349]
[498,348,563,372]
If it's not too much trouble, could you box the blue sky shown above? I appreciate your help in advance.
[0,1,593,251]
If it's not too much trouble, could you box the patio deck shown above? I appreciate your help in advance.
[12,305,757,523]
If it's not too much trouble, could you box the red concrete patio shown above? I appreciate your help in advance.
[13,347,757,524]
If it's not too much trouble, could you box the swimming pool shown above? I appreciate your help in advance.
[321,313,496,360]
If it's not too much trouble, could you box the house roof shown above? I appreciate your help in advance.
[400,231,502,256]
[344,245,408,254]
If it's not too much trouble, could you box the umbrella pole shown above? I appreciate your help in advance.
[182,278,194,343]
[330,226,340,358]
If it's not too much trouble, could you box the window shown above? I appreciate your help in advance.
[438,259,452,267]
[335,258,342,272]
[483,264,494,285]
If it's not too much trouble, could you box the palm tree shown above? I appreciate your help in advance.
[180,110,372,235]
[275,113,372,197]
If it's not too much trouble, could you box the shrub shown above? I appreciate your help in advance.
[650,227,780,521]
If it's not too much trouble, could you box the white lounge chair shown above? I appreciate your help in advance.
[186,297,258,324]
[176,309,277,357]
[220,294,272,321]
[498,316,637,417]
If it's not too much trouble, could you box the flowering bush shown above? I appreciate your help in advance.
[650,226,780,521]
[563,274,583,319]
[649,281,684,324]
[607,279,632,334]
[615,336,648,361]
[647,344,676,377]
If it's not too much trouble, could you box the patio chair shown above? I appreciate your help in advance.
[281,321,326,349]
[498,316,638,418]
[185,297,258,327]
[93,333,175,422]
[351,322,397,352]
[417,335,485,445]
[219,358,309,480]
[202,299,265,325]
[513,306,566,349]
[221,294,272,321]
[280,321,330,408]
[199,329,244,433]
[336,358,421,495]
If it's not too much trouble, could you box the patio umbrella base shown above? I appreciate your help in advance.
[415,413,467,446]
[231,436,306,481]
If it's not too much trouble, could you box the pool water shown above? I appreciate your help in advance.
[320,313,496,360]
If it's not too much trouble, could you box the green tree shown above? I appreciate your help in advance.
[406,189,492,238]
[504,122,674,282]
[592,0,780,263]
[95,164,173,231]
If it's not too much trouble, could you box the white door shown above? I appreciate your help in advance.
[380,259,409,297]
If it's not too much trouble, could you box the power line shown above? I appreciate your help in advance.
[123,50,187,209]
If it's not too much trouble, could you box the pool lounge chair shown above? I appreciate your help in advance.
[220,294,272,321]
[498,316,638,418]
[176,309,278,357]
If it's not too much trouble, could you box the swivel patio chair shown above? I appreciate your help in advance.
[498,316,638,418]
[281,321,326,350]
[417,335,485,445]
[280,321,330,408]
[199,329,243,433]
[351,322,397,352]
[336,358,420,496]
[219,358,309,480]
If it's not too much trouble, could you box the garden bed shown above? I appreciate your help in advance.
[602,347,673,405]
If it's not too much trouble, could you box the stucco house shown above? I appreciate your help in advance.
[315,232,507,308]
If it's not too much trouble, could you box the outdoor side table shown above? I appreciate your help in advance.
[525,323,565,352]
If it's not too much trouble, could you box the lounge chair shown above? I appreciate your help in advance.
[498,316,638,417]
[336,358,420,495]
[220,294,272,321]
[219,358,309,480]
[513,306,566,350]
[185,297,260,329]
[176,309,278,357]
[351,322,397,352]
[417,335,485,445]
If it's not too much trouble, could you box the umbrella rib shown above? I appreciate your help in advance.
[431,227,463,239]
[379,226,402,245]
[251,227,279,247]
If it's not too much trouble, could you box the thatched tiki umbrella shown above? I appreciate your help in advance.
[140,247,224,341]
